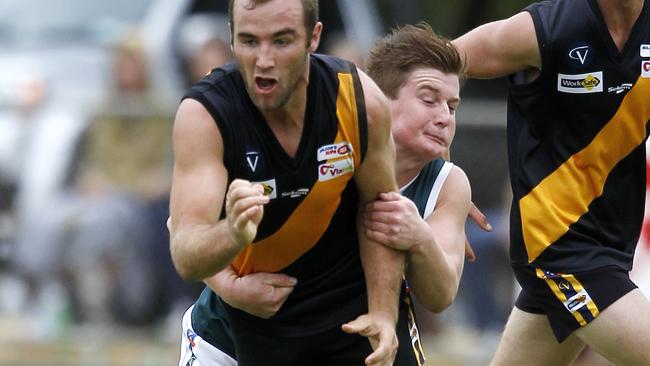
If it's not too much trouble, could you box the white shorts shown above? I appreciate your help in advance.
[178,305,237,366]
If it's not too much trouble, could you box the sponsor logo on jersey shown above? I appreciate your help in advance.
[642,61,650,78]
[246,151,260,172]
[567,43,592,67]
[317,142,353,162]
[318,158,354,182]
[608,83,632,94]
[557,72,603,93]
[542,270,561,278]
[281,188,309,198]
[563,289,592,313]
[558,280,571,291]
[252,178,277,199]
[186,329,200,348]
[641,44,650,57]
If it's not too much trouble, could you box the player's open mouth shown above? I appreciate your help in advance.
[255,77,277,94]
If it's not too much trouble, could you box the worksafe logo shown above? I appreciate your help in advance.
[557,72,603,93]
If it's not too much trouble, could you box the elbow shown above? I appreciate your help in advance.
[415,282,458,314]
[420,292,455,314]
[174,260,202,282]
[436,290,456,313]
[170,238,203,282]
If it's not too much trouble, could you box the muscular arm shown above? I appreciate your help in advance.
[356,69,403,320]
[342,69,403,365]
[453,11,541,78]
[406,166,471,312]
[363,166,471,313]
[169,99,268,281]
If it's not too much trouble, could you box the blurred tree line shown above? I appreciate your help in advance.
[374,0,532,37]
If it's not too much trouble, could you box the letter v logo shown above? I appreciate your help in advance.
[568,44,591,66]
[246,152,259,172]
[569,46,589,64]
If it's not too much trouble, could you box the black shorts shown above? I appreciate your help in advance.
[513,265,637,342]
[233,293,423,366]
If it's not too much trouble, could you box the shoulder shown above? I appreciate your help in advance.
[357,68,391,131]
[310,53,349,70]
[175,98,216,130]
[439,165,471,206]
[185,62,242,101]
[173,99,223,165]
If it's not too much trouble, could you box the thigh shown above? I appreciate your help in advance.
[491,307,585,366]
[513,265,637,342]
[576,288,650,365]
[179,306,237,366]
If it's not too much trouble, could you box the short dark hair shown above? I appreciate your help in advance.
[366,22,463,99]
[228,0,319,42]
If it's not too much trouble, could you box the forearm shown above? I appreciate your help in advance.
[407,240,459,313]
[359,231,405,323]
[171,220,244,281]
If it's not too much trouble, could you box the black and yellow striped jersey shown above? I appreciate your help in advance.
[508,0,650,271]
[185,54,369,337]
[186,153,451,362]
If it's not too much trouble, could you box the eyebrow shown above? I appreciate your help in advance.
[237,28,298,39]
[418,84,461,104]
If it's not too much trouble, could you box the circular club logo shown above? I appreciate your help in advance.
[643,60,650,78]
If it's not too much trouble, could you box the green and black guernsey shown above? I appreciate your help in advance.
[508,0,650,271]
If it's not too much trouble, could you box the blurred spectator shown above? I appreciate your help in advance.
[175,13,232,86]
[324,32,366,69]
[0,75,46,260]
[12,31,179,329]
[456,182,513,334]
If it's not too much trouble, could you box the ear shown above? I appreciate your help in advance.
[229,22,234,48]
[308,21,323,53]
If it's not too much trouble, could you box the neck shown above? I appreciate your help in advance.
[597,0,644,50]
[395,149,429,188]
[262,91,307,130]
